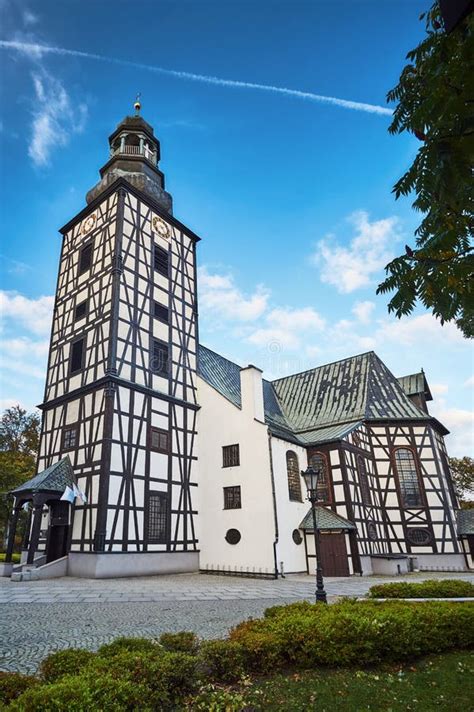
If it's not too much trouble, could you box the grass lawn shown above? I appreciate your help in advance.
[201,651,474,711]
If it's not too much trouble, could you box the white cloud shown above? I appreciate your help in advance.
[352,300,375,324]
[0,290,54,335]
[29,68,87,166]
[464,376,474,388]
[248,306,325,351]
[312,211,401,293]
[431,405,474,457]
[376,313,465,347]
[23,9,38,25]
[198,267,269,323]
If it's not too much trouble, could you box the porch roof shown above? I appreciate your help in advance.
[299,506,356,531]
[11,456,75,497]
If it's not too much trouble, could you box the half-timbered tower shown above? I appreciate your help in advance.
[23,103,200,577]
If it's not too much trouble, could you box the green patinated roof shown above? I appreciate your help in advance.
[11,457,75,497]
[299,506,356,531]
[198,346,433,448]
[273,352,429,432]
[398,371,433,401]
[457,509,474,536]
[297,422,363,446]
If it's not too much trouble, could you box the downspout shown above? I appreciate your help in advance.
[267,429,281,579]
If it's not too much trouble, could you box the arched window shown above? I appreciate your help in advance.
[309,452,331,503]
[286,451,302,502]
[357,455,371,505]
[394,448,423,507]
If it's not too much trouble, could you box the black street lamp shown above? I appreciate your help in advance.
[301,466,327,604]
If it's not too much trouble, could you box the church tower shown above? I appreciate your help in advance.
[37,100,200,576]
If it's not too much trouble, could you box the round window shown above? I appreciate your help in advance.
[292,529,302,545]
[367,522,377,541]
[225,528,241,545]
[407,528,431,546]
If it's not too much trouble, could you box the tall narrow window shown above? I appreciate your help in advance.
[151,340,169,376]
[223,486,241,509]
[286,451,302,502]
[357,455,371,505]
[153,301,169,323]
[147,491,168,543]
[394,448,423,507]
[309,452,331,503]
[154,245,169,277]
[70,337,85,374]
[150,427,169,454]
[222,444,240,468]
[79,242,93,275]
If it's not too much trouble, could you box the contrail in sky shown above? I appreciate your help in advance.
[0,40,392,117]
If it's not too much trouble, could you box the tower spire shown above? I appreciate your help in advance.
[134,93,141,115]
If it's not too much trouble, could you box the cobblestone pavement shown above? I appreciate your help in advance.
[1,571,472,673]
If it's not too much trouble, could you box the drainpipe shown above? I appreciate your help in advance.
[267,429,280,579]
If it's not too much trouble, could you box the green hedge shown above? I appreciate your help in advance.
[368,579,474,599]
[5,600,474,709]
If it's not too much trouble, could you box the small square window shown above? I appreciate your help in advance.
[74,300,88,322]
[70,337,85,374]
[153,302,169,323]
[79,242,93,275]
[62,425,78,450]
[150,340,169,376]
[154,245,168,277]
[224,486,241,510]
[150,427,169,453]
[223,444,240,468]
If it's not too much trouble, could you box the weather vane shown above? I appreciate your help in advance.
[134,93,141,115]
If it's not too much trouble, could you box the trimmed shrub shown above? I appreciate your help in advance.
[159,631,199,654]
[368,579,474,599]
[230,599,474,668]
[39,648,96,683]
[0,673,38,705]
[97,637,161,658]
[82,649,198,705]
[9,673,151,711]
[199,640,246,683]
[264,600,315,619]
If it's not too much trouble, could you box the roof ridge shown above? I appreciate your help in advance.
[271,350,376,384]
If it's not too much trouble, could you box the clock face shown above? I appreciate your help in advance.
[153,216,170,239]
[82,214,96,235]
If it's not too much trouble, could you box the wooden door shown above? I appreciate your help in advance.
[319,531,349,577]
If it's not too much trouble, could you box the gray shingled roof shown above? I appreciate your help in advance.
[198,346,433,448]
[273,352,429,432]
[457,509,474,536]
[299,506,356,531]
[11,457,75,496]
[398,372,433,401]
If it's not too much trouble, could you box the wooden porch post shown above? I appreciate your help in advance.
[27,504,44,565]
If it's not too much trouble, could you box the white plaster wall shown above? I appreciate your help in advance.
[197,378,276,573]
[270,436,308,574]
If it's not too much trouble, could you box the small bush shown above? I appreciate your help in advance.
[82,649,197,705]
[9,673,151,712]
[39,648,96,683]
[0,673,38,705]
[199,640,246,683]
[97,636,161,658]
[368,579,474,599]
[159,631,199,654]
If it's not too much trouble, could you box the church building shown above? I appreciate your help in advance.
[3,105,470,579]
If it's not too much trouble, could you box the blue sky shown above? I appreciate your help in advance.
[0,0,472,456]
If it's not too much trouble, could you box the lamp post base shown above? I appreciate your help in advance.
[315,589,327,604]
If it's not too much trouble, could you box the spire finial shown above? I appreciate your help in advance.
[134,93,141,115]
